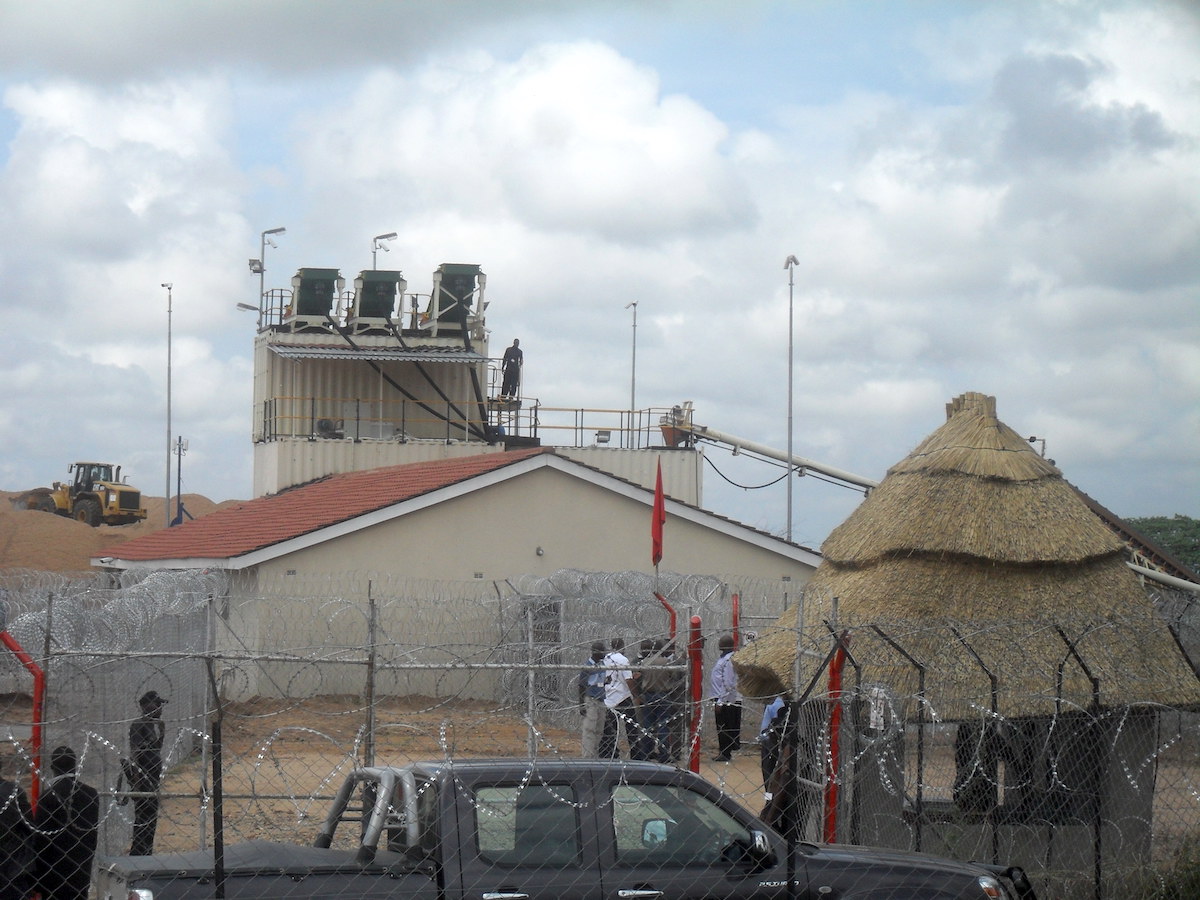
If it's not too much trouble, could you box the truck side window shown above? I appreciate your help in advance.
[474,784,580,867]
[610,783,752,867]
[416,778,439,854]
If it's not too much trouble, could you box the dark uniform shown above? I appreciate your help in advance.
[0,771,33,900]
[500,339,523,397]
[128,691,167,856]
[34,746,99,900]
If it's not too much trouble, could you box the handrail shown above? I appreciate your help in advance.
[256,395,683,451]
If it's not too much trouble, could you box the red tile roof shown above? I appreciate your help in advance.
[99,448,549,563]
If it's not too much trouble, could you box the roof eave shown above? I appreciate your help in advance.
[91,452,822,571]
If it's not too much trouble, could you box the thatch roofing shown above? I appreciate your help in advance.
[734,391,1200,719]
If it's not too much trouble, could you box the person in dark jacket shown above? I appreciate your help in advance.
[34,746,99,900]
[500,338,523,398]
[0,753,33,900]
[127,690,167,855]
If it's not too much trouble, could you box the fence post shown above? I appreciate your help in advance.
[203,648,227,900]
[365,586,377,768]
[950,626,1000,865]
[0,631,43,808]
[870,624,928,852]
[1054,626,1104,900]
[823,632,849,843]
[39,592,55,786]
[526,603,536,756]
[687,615,703,773]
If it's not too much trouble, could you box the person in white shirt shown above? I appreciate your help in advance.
[599,637,639,758]
[709,633,743,762]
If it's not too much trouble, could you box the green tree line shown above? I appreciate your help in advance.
[1126,514,1200,574]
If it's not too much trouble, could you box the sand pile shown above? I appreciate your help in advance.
[0,492,242,573]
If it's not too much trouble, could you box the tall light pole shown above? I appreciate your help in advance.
[162,282,173,529]
[372,232,397,269]
[784,255,799,543]
[625,301,638,412]
[251,226,286,308]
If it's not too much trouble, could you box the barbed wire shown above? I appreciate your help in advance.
[0,567,1195,898]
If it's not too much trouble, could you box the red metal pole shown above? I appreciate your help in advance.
[687,615,703,774]
[1,630,44,809]
[731,592,740,645]
[823,634,849,842]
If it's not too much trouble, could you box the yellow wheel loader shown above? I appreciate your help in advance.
[14,462,147,527]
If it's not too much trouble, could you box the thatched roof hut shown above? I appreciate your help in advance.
[735,391,1200,720]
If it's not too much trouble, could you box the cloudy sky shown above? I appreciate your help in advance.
[0,0,1196,549]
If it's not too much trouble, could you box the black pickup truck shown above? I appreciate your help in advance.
[96,759,1035,900]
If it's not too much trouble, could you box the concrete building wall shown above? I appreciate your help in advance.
[219,465,813,700]
[251,465,811,586]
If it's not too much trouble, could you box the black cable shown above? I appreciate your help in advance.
[324,314,488,441]
[702,453,790,490]
[383,313,488,440]
[699,440,869,495]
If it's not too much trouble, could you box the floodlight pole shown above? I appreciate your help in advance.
[259,226,286,306]
[784,255,799,543]
[372,232,397,269]
[162,282,173,528]
[625,301,638,413]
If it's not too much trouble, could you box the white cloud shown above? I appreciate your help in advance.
[0,1,1195,542]
[299,42,755,246]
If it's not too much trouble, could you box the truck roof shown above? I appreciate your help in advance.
[405,758,691,780]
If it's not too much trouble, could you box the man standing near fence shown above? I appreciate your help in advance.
[710,633,742,762]
[599,637,639,758]
[578,641,607,757]
[0,751,33,900]
[127,690,167,856]
[638,639,677,763]
[34,745,99,900]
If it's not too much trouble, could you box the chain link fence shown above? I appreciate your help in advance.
[0,567,1196,899]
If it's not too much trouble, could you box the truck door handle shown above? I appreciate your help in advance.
[618,891,664,899]
[482,893,530,900]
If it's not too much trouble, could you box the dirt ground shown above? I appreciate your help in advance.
[0,490,240,574]
[148,695,770,850]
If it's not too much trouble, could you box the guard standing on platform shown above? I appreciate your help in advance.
[500,338,523,398]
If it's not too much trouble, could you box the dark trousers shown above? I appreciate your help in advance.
[130,793,159,856]
[714,702,742,760]
[501,369,519,396]
[760,733,781,788]
[640,692,672,763]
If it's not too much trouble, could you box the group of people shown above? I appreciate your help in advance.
[710,634,795,796]
[578,636,687,763]
[0,689,167,900]
[578,632,793,794]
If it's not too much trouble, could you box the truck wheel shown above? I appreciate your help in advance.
[36,496,57,514]
[74,498,102,527]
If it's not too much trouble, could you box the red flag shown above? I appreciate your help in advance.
[652,459,666,566]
